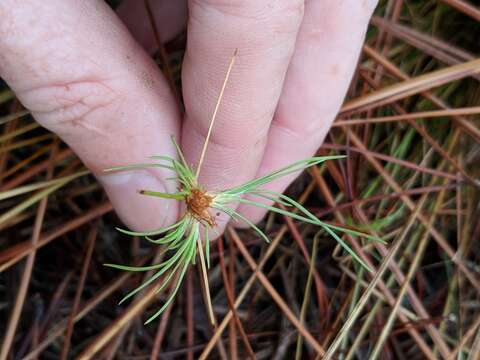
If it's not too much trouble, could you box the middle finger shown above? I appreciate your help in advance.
[181,0,305,199]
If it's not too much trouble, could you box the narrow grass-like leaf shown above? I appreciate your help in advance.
[235,197,372,270]
[119,266,169,305]
[171,136,189,169]
[148,155,176,162]
[115,220,183,237]
[145,219,189,244]
[249,189,381,243]
[224,156,345,195]
[0,174,86,226]
[247,190,293,207]
[322,223,385,244]
[145,261,190,324]
[103,262,170,272]
[145,226,198,324]
[255,189,383,243]
[214,204,270,243]
[117,228,195,304]
[105,163,174,172]
[205,226,210,269]
[139,190,188,200]
[320,223,373,272]
[153,262,184,296]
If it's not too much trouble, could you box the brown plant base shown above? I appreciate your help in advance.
[186,188,216,226]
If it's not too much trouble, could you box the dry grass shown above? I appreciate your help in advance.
[1,0,480,358]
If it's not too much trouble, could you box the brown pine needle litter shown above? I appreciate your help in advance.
[1,1,480,358]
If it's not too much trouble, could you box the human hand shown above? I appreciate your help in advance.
[0,0,377,234]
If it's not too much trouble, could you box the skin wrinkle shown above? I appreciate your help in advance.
[272,63,347,136]
[1,25,103,91]
[187,6,302,53]
[185,94,272,153]
[16,80,123,143]
[2,1,155,92]
[49,103,117,138]
[187,98,274,149]
[191,0,304,23]
[268,121,318,148]
[19,80,117,112]
[185,135,266,190]
[182,48,291,146]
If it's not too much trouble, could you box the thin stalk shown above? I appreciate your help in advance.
[321,196,427,360]
[195,50,237,180]
[295,233,319,360]
[197,235,215,326]
[370,227,432,359]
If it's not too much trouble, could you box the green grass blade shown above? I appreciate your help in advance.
[224,156,345,195]
[247,190,293,207]
[323,223,385,244]
[205,226,211,268]
[139,190,188,200]
[171,136,189,169]
[148,155,176,162]
[104,163,174,172]
[115,219,184,237]
[145,219,190,244]
[103,262,170,272]
[145,226,198,324]
[249,189,383,243]
[214,205,270,243]
[117,228,194,304]
[320,224,373,273]
[145,261,190,324]
[235,198,372,271]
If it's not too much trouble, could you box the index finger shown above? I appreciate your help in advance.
[0,0,181,230]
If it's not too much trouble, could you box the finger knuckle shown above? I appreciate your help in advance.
[190,0,304,32]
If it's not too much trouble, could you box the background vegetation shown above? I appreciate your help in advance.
[1,0,479,358]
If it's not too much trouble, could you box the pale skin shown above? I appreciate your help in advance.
[0,0,378,235]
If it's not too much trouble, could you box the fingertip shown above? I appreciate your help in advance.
[98,169,179,232]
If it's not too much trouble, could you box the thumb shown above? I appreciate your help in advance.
[0,0,180,230]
